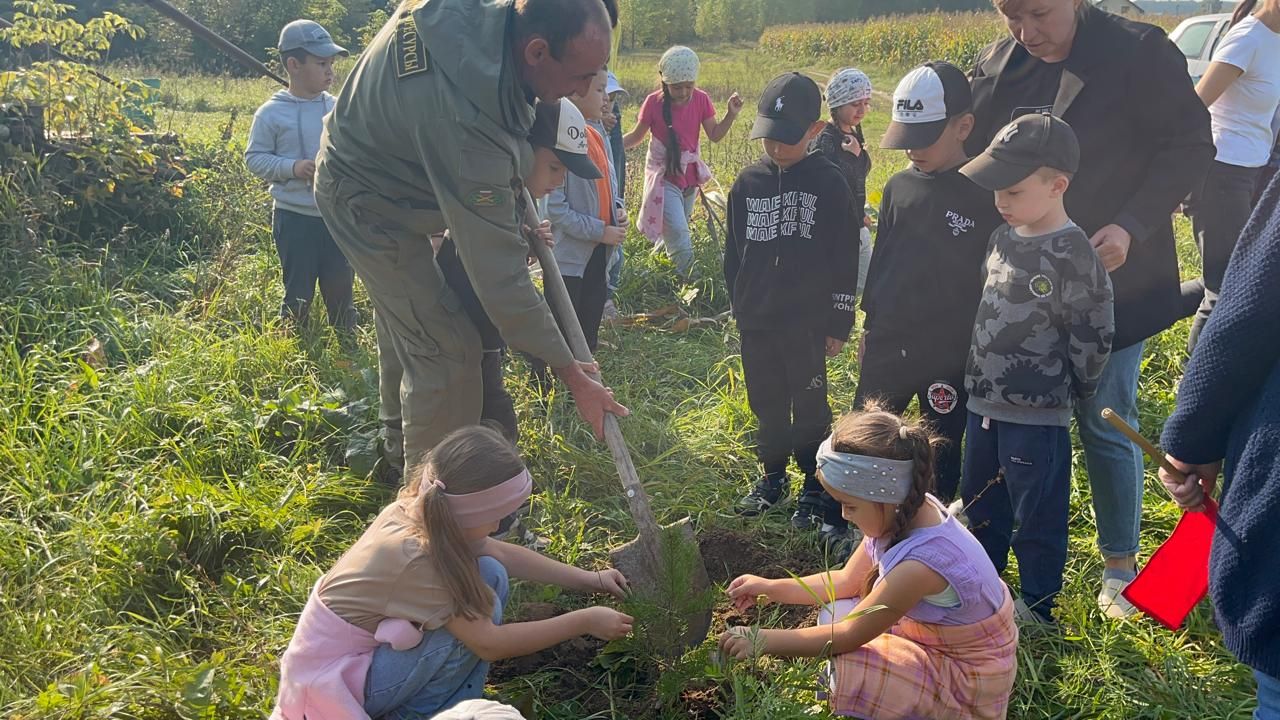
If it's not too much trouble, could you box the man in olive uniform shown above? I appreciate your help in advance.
[315,0,626,474]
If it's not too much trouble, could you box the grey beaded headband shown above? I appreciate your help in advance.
[815,437,914,504]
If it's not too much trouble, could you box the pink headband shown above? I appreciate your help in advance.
[425,469,533,529]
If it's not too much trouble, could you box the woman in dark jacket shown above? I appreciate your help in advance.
[967,0,1214,618]
[1160,175,1280,720]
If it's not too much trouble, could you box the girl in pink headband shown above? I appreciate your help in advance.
[273,424,632,720]
[717,405,1017,720]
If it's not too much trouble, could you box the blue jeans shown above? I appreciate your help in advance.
[363,556,509,720]
[961,413,1071,621]
[661,181,697,278]
[1258,671,1280,720]
[1074,341,1145,559]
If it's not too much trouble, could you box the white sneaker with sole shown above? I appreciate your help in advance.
[1097,572,1138,619]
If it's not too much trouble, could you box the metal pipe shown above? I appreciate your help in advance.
[132,0,288,87]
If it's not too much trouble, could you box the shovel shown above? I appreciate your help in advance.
[1101,408,1217,630]
[520,189,713,647]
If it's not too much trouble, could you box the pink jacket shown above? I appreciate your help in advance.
[271,584,423,720]
[636,136,712,244]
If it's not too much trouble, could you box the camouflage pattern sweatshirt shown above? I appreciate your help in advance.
[965,222,1114,427]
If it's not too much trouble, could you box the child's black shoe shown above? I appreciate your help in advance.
[819,524,859,564]
[736,477,790,517]
[791,492,824,530]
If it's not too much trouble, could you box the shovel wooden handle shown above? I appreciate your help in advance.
[1100,408,1186,482]
[520,189,663,543]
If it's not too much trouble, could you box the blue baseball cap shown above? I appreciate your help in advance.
[279,19,348,58]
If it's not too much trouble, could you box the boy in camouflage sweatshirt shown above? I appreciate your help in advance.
[958,114,1114,625]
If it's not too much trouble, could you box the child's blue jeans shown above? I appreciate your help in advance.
[660,181,697,278]
[960,413,1070,622]
[362,556,508,720]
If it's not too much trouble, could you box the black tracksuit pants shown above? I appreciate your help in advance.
[273,208,357,329]
[740,326,832,498]
[854,335,968,505]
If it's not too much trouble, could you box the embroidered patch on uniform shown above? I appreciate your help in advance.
[395,14,429,79]
[927,382,958,414]
[1029,274,1054,298]
[467,189,503,208]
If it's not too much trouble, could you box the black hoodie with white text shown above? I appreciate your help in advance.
[723,152,859,341]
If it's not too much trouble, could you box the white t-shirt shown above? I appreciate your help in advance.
[1209,15,1280,167]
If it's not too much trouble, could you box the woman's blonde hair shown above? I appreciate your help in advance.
[398,423,525,620]
[993,0,1088,19]
[828,403,943,597]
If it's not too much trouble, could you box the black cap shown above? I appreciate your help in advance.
[529,99,602,180]
[881,61,972,150]
[749,72,822,145]
[960,113,1081,191]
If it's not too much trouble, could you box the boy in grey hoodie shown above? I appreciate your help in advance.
[245,20,356,330]
[958,114,1114,625]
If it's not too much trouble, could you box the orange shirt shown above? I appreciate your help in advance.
[585,125,612,224]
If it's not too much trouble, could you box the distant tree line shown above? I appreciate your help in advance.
[0,0,994,73]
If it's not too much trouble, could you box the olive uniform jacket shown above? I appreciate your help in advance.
[315,0,574,369]
[967,5,1214,351]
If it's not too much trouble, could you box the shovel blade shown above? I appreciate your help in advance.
[610,518,713,648]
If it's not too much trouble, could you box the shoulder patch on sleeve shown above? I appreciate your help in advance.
[395,14,430,79]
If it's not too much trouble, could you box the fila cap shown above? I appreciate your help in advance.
[881,61,972,150]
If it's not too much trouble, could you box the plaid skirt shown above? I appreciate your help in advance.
[820,590,1018,720]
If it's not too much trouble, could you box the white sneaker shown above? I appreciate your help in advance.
[1097,575,1138,619]
[602,299,620,324]
[946,498,968,527]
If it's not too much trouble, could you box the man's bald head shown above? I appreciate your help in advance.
[514,0,615,103]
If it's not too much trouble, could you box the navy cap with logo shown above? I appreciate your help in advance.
[749,72,822,146]
[881,61,972,150]
[960,113,1081,191]
[529,100,602,180]
[279,19,349,57]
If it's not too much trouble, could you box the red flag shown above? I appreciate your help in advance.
[1122,498,1219,630]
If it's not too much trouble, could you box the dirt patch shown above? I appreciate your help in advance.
[699,526,826,585]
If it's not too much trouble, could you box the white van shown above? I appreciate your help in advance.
[1168,13,1233,82]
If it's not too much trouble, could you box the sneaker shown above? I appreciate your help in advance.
[946,497,968,527]
[791,493,824,531]
[1097,568,1138,619]
[1013,597,1055,626]
[819,524,860,564]
[736,477,789,517]
[602,299,620,324]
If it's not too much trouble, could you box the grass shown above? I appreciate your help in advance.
[1,43,1257,718]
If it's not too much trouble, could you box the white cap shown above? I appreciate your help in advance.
[881,61,971,150]
[606,71,627,96]
[429,700,526,720]
[529,99,602,180]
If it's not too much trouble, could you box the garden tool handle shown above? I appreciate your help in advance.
[520,189,663,542]
[1100,408,1186,482]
